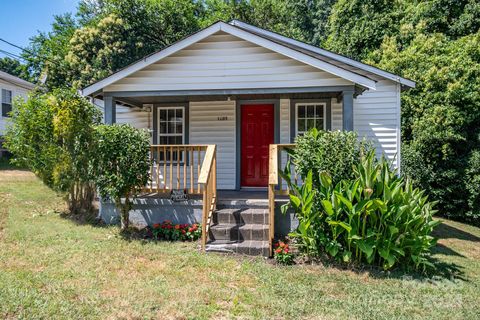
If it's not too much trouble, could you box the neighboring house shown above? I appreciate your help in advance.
[82,21,415,256]
[0,70,35,157]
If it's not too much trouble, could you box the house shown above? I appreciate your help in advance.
[82,20,415,256]
[0,70,35,157]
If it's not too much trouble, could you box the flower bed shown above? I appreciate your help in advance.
[150,220,201,241]
[274,240,295,265]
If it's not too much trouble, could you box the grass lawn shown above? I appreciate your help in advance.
[1,168,479,320]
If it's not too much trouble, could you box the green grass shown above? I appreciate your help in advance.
[1,169,479,319]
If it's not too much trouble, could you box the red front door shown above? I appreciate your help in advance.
[241,104,274,187]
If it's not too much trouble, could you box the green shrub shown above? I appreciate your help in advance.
[92,124,150,230]
[281,151,439,271]
[5,89,101,213]
[291,129,371,187]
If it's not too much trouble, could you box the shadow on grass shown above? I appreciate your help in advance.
[301,252,467,283]
[59,209,158,245]
[59,207,108,229]
[433,222,480,242]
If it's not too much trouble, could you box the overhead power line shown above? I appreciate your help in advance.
[0,38,33,56]
[0,49,26,61]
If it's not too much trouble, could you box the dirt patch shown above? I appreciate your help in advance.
[0,193,11,239]
[0,169,34,178]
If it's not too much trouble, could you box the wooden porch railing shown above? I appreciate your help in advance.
[146,145,209,194]
[198,145,217,251]
[145,144,217,251]
[268,144,296,256]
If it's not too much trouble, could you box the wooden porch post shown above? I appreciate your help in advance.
[104,96,116,125]
[342,90,354,131]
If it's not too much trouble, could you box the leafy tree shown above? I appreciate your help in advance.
[0,57,32,81]
[24,14,78,89]
[401,0,480,39]
[371,32,480,224]
[5,89,101,213]
[92,124,150,230]
[63,0,201,88]
[310,0,337,46]
[324,0,400,60]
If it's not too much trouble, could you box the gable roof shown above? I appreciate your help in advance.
[230,20,416,90]
[0,70,35,91]
[82,21,414,97]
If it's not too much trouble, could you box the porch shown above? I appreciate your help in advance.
[97,83,358,257]
[99,143,295,256]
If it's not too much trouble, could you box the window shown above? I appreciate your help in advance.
[1,89,12,117]
[157,106,184,145]
[157,106,185,162]
[295,102,326,135]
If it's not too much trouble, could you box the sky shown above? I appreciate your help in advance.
[0,0,79,59]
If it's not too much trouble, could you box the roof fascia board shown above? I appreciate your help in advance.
[230,20,415,88]
[220,23,376,90]
[0,71,35,90]
[82,22,223,96]
[103,85,356,98]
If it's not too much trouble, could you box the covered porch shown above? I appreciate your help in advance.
[97,87,357,256]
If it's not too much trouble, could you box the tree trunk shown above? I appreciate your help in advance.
[117,194,131,231]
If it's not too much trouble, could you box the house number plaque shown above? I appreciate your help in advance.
[217,116,228,121]
[171,189,188,202]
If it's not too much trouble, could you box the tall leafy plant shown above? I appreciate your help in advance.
[92,124,150,230]
[5,89,101,214]
[281,151,439,271]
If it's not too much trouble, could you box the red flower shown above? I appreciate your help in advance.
[153,223,160,229]
[181,229,186,234]
[192,224,198,229]
[275,248,282,254]
[284,248,289,253]
[174,224,180,230]
[188,227,194,233]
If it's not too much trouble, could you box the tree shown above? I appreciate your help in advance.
[4,89,101,213]
[24,14,78,89]
[0,57,32,81]
[371,32,480,224]
[92,124,150,230]
[324,0,400,60]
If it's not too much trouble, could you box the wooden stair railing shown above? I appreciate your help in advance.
[198,145,217,251]
[268,144,296,256]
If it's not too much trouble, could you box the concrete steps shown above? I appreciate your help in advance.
[205,203,270,257]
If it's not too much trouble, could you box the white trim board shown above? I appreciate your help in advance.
[82,21,377,96]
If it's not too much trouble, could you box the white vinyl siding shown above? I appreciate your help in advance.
[189,100,236,190]
[104,32,353,92]
[354,79,401,167]
[280,99,290,144]
[331,98,343,131]
[0,79,30,135]
[92,98,152,130]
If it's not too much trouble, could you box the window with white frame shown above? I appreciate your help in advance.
[157,106,184,145]
[1,89,12,117]
[295,102,326,135]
